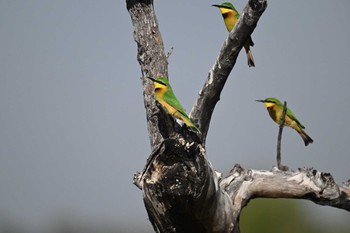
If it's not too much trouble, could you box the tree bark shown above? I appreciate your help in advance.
[222,165,350,217]
[127,1,350,233]
[126,0,168,148]
[189,0,267,144]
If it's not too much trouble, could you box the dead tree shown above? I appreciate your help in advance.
[126,0,350,232]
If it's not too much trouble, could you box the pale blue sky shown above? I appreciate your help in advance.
[0,0,349,231]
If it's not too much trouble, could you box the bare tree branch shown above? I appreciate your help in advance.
[221,164,350,215]
[190,0,268,144]
[126,0,168,148]
[127,1,235,231]
[127,1,349,233]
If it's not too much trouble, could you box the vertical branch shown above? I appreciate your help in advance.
[128,2,236,232]
[277,101,288,171]
[126,0,168,148]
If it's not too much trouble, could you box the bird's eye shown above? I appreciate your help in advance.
[222,12,229,17]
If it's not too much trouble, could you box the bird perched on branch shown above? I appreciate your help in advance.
[256,98,313,146]
[147,76,200,133]
[212,2,255,67]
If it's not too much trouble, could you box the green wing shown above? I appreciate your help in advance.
[231,6,240,19]
[162,85,200,132]
[163,87,191,120]
[286,107,305,129]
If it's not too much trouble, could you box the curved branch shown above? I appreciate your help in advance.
[221,164,350,222]
[190,0,268,144]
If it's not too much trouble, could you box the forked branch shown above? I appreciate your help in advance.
[190,0,268,144]
[127,1,349,233]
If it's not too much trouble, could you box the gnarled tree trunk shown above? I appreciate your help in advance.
[126,1,350,233]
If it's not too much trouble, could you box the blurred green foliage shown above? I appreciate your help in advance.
[1,199,348,233]
[240,198,349,233]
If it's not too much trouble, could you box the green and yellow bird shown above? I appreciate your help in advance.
[148,76,200,132]
[212,2,255,67]
[256,98,313,146]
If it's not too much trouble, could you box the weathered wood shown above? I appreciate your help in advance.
[126,0,168,148]
[134,138,235,233]
[221,165,350,217]
[189,0,268,144]
[127,1,235,232]
[127,1,349,233]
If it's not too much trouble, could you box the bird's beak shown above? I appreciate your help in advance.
[147,77,156,82]
[147,77,166,86]
[212,5,234,10]
[255,99,265,103]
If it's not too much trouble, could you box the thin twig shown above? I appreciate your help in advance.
[277,101,288,171]
[166,47,174,59]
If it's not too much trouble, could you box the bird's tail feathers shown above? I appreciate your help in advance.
[185,118,200,133]
[244,44,255,67]
[300,130,314,146]
[178,112,200,133]
[246,49,255,67]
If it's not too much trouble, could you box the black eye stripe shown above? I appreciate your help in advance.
[222,12,229,18]
[220,6,233,10]
[154,80,167,86]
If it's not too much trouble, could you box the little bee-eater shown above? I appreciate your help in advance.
[148,76,200,132]
[212,2,255,67]
[256,98,313,146]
